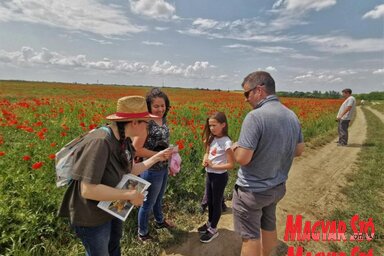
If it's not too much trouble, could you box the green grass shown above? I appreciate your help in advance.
[369,100,384,114]
[325,107,384,255]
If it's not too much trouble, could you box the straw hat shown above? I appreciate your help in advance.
[106,96,158,121]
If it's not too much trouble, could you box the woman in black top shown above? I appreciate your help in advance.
[133,88,174,241]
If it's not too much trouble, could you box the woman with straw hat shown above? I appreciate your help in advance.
[59,95,172,256]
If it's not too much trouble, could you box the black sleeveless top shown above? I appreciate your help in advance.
[144,119,170,170]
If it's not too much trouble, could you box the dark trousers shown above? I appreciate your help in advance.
[338,120,350,145]
[201,175,226,207]
[206,172,228,229]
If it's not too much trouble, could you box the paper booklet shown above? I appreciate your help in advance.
[97,174,151,221]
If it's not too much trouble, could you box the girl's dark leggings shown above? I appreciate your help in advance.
[206,172,228,229]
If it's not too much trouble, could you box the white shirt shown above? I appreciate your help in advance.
[206,136,232,174]
[337,96,356,120]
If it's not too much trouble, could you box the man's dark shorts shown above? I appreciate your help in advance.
[232,183,286,239]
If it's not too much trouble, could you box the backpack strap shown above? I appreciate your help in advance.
[99,126,112,136]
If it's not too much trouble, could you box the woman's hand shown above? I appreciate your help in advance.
[127,189,144,206]
[154,148,173,162]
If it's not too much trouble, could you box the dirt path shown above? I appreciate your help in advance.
[162,106,368,256]
[365,106,384,123]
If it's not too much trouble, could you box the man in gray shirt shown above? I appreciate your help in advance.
[336,88,356,146]
[232,71,304,256]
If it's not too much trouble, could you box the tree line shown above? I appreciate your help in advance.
[277,90,384,100]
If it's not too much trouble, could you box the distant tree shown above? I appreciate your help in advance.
[355,91,384,100]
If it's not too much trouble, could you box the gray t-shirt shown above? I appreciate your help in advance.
[58,127,132,226]
[337,96,356,120]
[236,95,303,192]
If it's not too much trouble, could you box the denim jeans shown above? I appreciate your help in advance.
[73,218,122,256]
[138,168,168,235]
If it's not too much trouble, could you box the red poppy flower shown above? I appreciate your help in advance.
[48,154,56,160]
[175,139,185,150]
[23,155,31,161]
[0,151,5,156]
[89,124,97,130]
[32,162,43,169]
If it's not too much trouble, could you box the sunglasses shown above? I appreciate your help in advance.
[243,87,256,98]
[243,84,264,98]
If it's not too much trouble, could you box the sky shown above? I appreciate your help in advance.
[0,0,383,93]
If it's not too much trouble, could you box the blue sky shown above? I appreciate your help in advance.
[0,0,383,93]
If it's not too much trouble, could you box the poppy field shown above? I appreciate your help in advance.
[0,81,342,255]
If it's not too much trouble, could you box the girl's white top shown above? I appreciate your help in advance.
[206,136,232,174]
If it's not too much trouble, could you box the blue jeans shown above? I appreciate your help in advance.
[138,168,168,235]
[73,218,122,256]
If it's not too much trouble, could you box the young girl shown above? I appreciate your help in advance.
[198,112,234,243]
[58,96,172,255]
[133,88,173,242]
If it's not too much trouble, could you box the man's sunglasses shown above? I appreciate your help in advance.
[243,84,264,98]
[243,87,256,98]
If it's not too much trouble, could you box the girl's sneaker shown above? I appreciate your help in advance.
[197,223,209,234]
[200,228,218,243]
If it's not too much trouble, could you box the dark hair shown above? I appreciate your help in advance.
[116,121,134,171]
[202,112,229,148]
[146,88,171,118]
[342,88,352,94]
[241,71,275,95]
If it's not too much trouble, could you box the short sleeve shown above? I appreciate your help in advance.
[224,139,233,151]
[346,97,355,107]
[71,138,110,184]
[298,125,304,144]
[238,113,261,150]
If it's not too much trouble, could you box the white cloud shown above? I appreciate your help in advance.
[272,0,284,9]
[0,46,215,79]
[274,0,336,12]
[155,27,169,31]
[373,69,384,74]
[182,18,287,42]
[0,0,144,37]
[270,0,336,31]
[142,41,164,46]
[192,18,219,29]
[89,38,113,45]
[226,44,293,54]
[265,66,277,72]
[294,71,343,84]
[300,35,384,54]
[129,0,176,20]
[363,4,384,19]
[150,60,214,78]
[224,44,320,60]
[338,70,357,75]
[185,61,213,77]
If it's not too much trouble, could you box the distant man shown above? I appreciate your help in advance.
[231,71,304,256]
[336,88,356,146]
